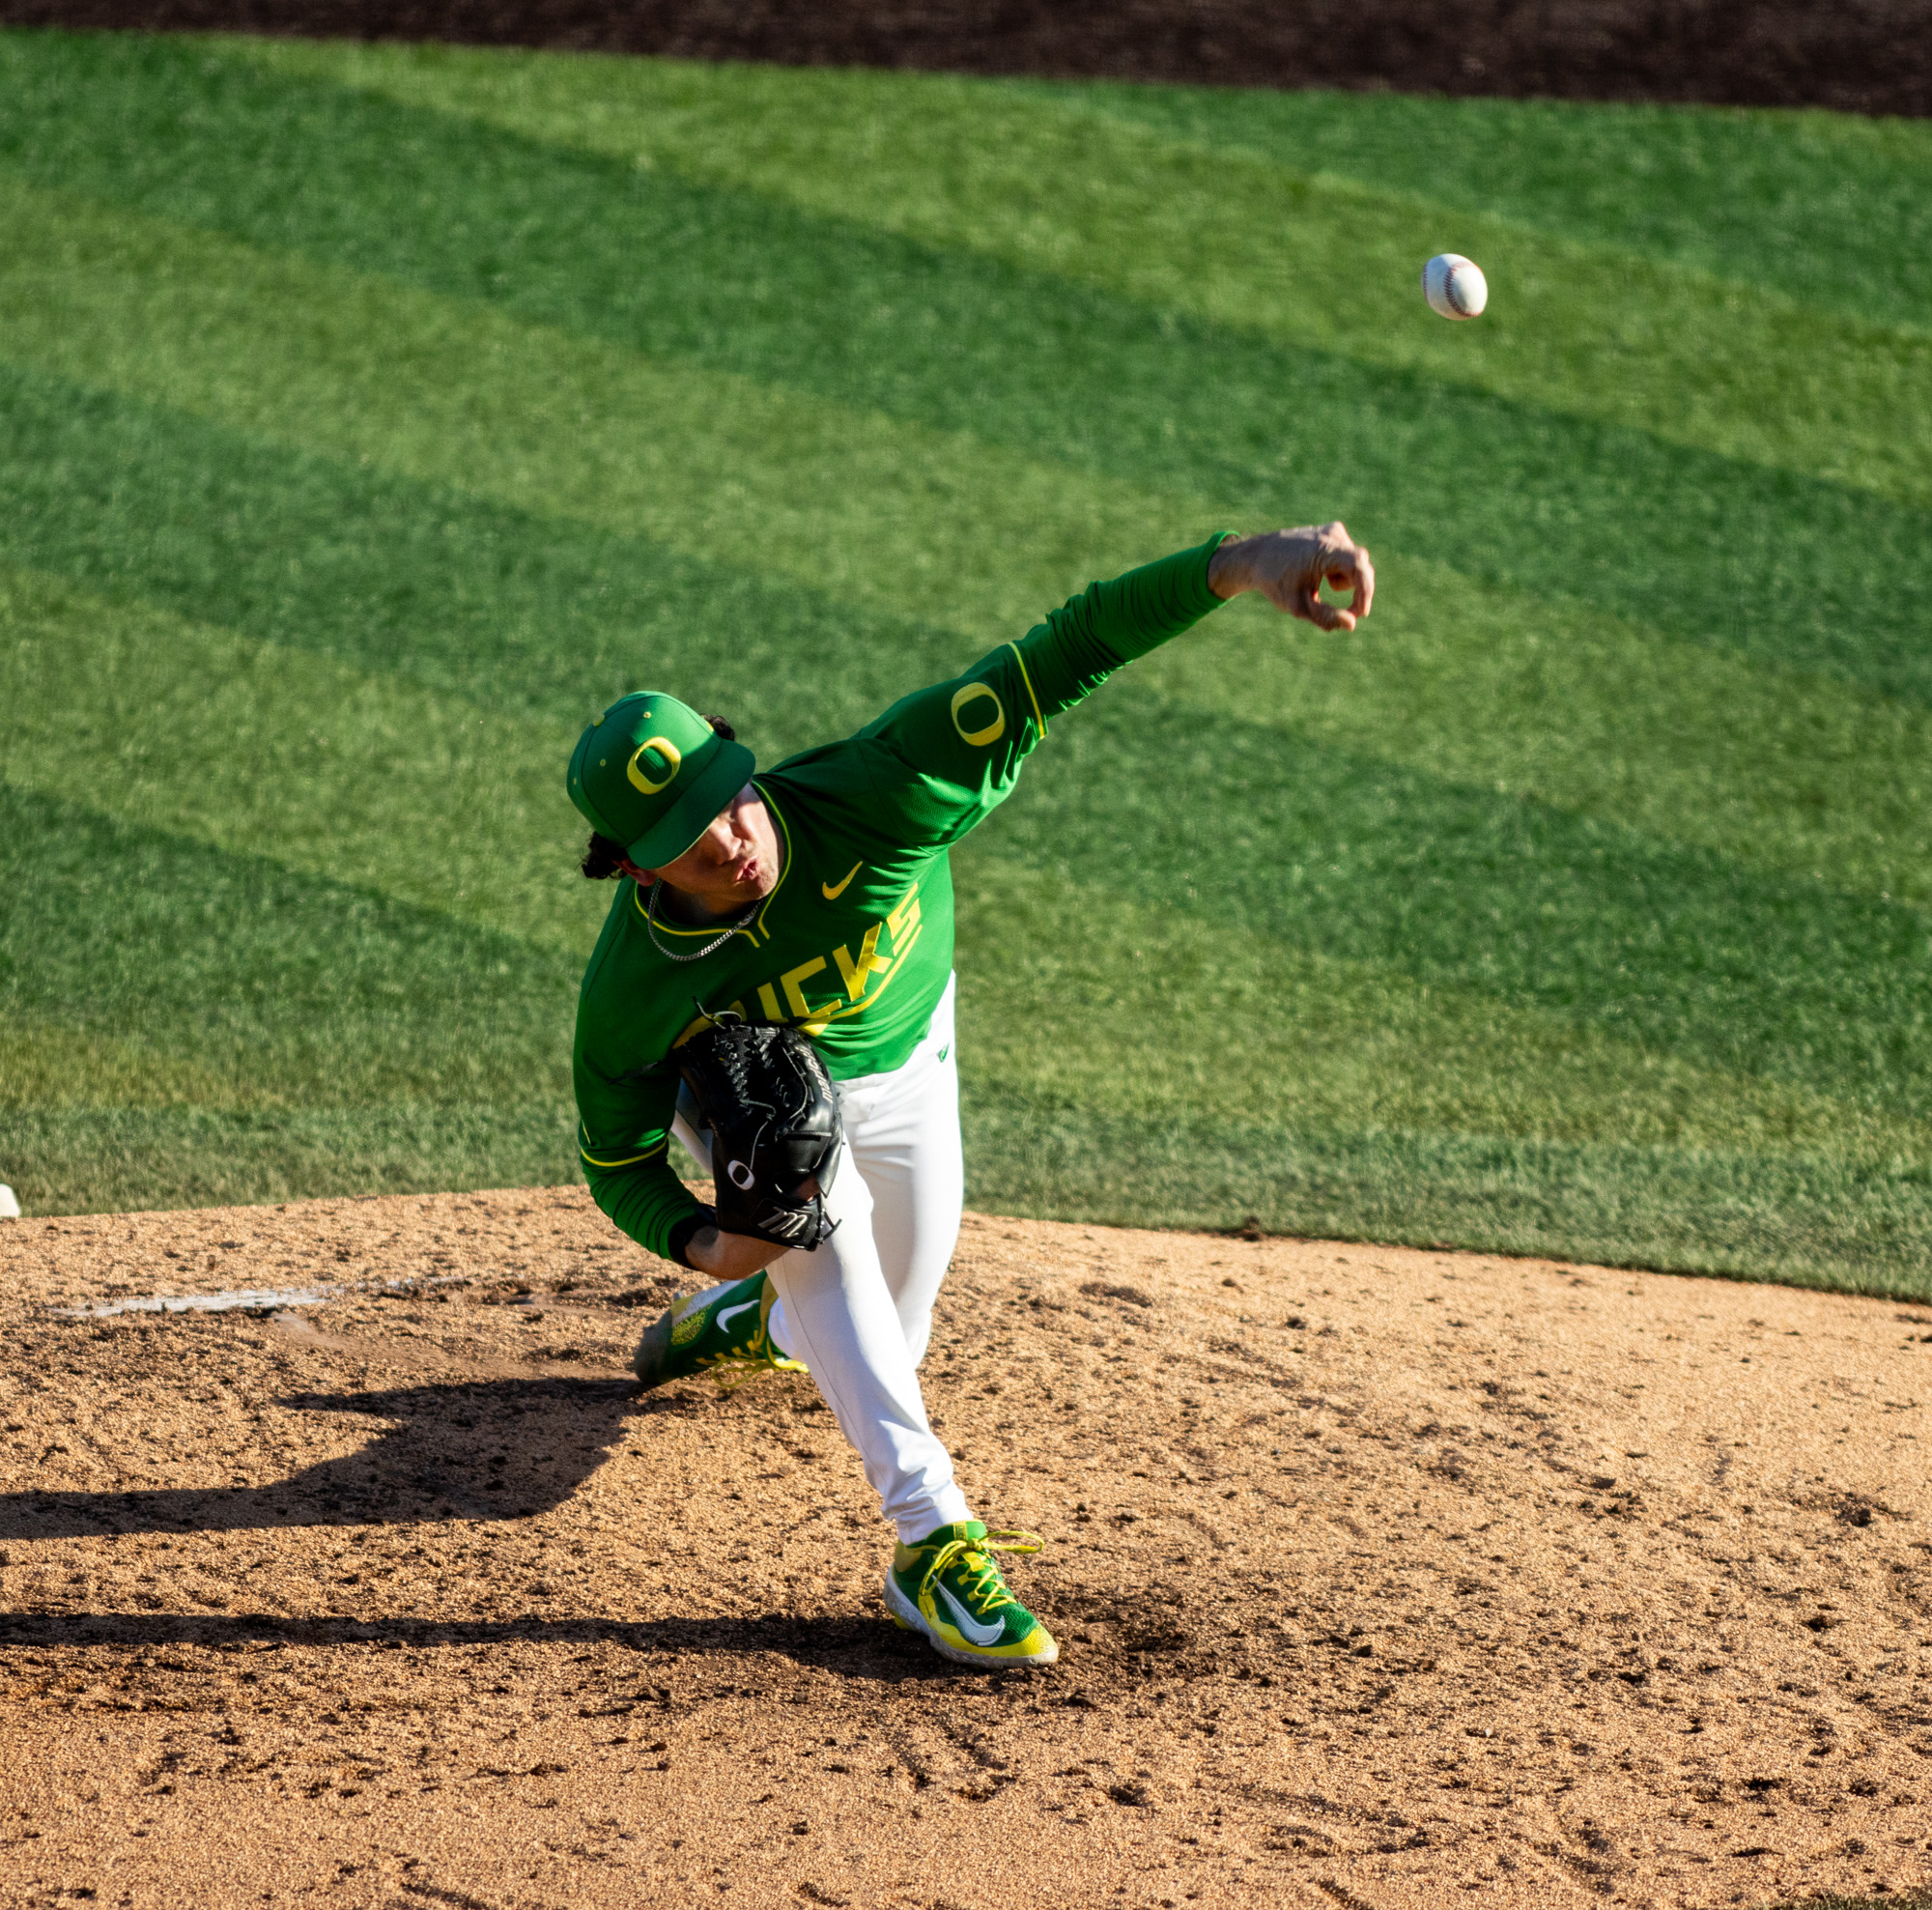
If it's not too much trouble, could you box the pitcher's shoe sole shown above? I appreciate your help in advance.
[629,1307,680,1390]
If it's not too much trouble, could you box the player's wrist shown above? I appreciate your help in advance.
[668,1210,720,1269]
[1206,533,1253,600]
[686,1226,791,1279]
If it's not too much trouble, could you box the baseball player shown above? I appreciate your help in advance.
[569,524,1374,1669]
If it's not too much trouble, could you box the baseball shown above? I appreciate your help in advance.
[1422,252,1488,321]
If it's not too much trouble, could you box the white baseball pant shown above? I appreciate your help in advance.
[671,973,973,1542]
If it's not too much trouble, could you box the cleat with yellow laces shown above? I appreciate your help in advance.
[885,1522,1059,1669]
[630,1271,807,1392]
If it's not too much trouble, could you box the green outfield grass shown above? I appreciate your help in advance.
[1,31,1928,1295]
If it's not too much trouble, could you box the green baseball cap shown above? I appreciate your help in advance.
[567,693,755,869]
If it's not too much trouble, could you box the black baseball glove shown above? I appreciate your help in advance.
[676,1020,842,1253]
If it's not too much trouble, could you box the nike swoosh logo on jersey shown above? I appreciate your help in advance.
[934,1582,1005,1646]
[714,1299,758,1338]
[821,861,863,900]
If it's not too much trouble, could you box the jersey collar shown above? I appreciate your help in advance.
[751,779,794,943]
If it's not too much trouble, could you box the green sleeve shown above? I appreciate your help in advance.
[856,533,1231,844]
[573,1044,704,1263]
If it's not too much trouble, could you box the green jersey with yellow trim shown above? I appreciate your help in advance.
[572,534,1230,1260]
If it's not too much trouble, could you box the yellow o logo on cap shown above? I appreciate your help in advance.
[950,683,1005,748]
[626,735,682,794]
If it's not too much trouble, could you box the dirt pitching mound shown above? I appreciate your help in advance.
[1,1185,1929,1908]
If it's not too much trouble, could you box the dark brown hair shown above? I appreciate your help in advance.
[580,714,737,878]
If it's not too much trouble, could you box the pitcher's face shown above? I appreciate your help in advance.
[634,786,781,916]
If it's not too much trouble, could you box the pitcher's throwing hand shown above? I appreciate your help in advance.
[1208,521,1375,631]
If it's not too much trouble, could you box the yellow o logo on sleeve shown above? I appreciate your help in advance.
[626,735,682,794]
[950,683,1006,748]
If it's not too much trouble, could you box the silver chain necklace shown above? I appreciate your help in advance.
[643,878,756,962]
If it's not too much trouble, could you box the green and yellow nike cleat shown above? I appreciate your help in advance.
[885,1522,1059,1669]
[630,1271,807,1392]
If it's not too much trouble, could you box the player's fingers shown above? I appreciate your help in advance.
[1350,543,1376,618]
[1319,559,1369,620]
[1317,525,1374,623]
[1294,582,1347,631]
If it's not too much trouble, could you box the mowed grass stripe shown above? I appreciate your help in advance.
[0,361,997,745]
[1037,83,1932,332]
[2,358,1925,912]
[3,344,1924,1122]
[0,35,1923,1284]
[1,245,1924,1113]
[1,1019,240,1112]
[13,678,1927,1284]
[1139,584,1932,910]
[0,174,1182,638]
[0,784,576,1107]
[0,567,605,954]
[10,558,1920,1163]
[238,40,1932,509]
[957,1097,1932,1297]
[952,855,1932,1166]
[990,684,1931,1117]
[3,34,1924,709]
[2,1103,578,1218]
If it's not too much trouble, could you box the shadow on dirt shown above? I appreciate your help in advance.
[0,1607,993,1682]
[0,1377,652,1537]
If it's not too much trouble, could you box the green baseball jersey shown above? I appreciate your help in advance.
[573,534,1231,1260]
